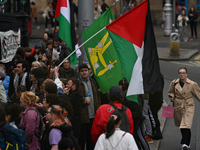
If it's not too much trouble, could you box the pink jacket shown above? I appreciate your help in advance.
[20,106,40,150]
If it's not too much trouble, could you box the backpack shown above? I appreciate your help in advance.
[109,103,130,132]
[0,125,27,150]
[26,108,45,141]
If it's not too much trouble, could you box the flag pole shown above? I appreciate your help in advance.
[58,26,106,66]
[48,20,57,78]
[58,0,119,67]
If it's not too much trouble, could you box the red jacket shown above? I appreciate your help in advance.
[91,101,134,143]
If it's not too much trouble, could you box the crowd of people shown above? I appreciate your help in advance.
[0,29,165,150]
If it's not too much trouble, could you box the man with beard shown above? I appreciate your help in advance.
[65,78,82,140]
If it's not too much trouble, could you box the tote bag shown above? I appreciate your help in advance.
[162,106,174,119]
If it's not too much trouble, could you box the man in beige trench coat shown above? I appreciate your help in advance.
[168,67,200,150]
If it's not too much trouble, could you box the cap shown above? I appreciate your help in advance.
[78,64,88,71]
[34,45,41,49]
[0,70,5,78]
[109,86,121,97]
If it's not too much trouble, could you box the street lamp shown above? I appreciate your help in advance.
[163,0,172,36]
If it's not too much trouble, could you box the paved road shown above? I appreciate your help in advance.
[159,60,200,150]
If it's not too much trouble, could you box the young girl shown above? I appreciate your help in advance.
[178,9,189,42]
[94,111,138,150]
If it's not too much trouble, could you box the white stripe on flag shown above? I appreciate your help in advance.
[127,42,144,96]
[60,6,70,23]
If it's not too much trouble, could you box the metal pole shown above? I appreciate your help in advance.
[163,0,172,36]
[172,0,176,32]
[78,0,94,65]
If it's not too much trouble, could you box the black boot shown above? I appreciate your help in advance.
[152,128,163,140]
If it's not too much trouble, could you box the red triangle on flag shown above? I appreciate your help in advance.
[107,0,148,48]
[55,0,68,18]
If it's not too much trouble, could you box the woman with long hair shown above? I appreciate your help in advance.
[188,6,198,40]
[178,9,189,42]
[169,67,200,150]
[94,111,138,150]
[20,91,41,150]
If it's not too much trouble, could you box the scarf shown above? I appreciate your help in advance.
[14,72,28,90]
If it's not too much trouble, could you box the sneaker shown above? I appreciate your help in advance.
[184,39,187,42]
[45,28,49,31]
[182,144,189,150]
[36,26,40,29]
[189,37,193,41]
[145,135,153,143]
[175,29,178,32]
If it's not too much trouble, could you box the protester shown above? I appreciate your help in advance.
[40,32,49,51]
[16,47,26,60]
[0,64,10,101]
[46,40,59,61]
[59,59,78,79]
[41,52,51,66]
[188,6,198,40]
[58,137,75,150]
[25,47,36,72]
[42,105,72,150]
[9,85,27,105]
[149,73,164,140]
[4,103,22,128]
[120,79,150,150]
[169,67,200,150]
[0,70,7,104]
[78,64,101,150]
[65,78,82,139]
[43,94,60,111]
[20,91,40,150]
[8,59,31,98]
[33,45,42,61]
[94,111,138,150]
[91,86,133,143]
[178,9,189,42]
[31,61,41,70]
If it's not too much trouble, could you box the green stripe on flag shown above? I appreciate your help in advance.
[56,14,78,66]
[108,31,138,103]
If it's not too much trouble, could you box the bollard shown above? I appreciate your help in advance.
[163,0,172,36]
[170,32,180,56]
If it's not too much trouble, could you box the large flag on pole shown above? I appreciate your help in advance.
[82,7,125,94]
[55,0,77,66]
[107,0,162,101]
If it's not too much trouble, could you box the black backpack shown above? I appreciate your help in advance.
[26,108,45,141]
[109,103,130,132]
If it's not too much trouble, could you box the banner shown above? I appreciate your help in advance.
[0,29,20,63]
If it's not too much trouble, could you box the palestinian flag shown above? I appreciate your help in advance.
[55,0,77,66]
[107,0,162,100]
[82,7,125,94]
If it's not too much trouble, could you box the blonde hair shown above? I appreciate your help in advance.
[21,91,39,106]
[32,61,41,67]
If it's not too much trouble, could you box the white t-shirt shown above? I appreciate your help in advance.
[94,128,138,150]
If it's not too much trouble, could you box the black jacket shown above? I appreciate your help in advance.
[66,89,82,139]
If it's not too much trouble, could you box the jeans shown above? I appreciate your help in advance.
[34,17,39,26]
[179,26,187,40]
